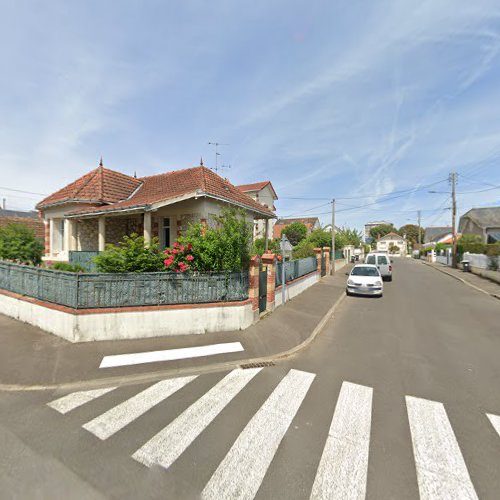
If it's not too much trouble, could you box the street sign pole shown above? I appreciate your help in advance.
[281,234,286,305]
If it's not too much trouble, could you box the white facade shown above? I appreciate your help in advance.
[376,233,407,256]
[364,221,392,241]
[240,184,277,240]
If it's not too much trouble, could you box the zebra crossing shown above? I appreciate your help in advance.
[47,368,500,499]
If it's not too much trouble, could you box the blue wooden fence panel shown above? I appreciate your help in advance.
[275,256,317,286]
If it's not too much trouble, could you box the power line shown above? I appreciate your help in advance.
[0,186,48,196]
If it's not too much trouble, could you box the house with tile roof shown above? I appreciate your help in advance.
[237,181,278,241]
[36,160,275,262]
[272,217,321,239]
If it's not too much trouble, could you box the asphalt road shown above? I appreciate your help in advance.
[0,258,499,499]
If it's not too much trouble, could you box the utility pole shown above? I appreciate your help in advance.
[417,210,422,245]
[450,172,458,268]
[331,199,336,274]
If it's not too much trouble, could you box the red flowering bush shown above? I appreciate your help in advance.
[163,242,195,273]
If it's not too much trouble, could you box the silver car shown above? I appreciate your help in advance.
[346,264,384,297]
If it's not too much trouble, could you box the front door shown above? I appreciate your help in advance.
[162,217,171,249]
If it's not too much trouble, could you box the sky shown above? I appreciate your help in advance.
[1,0,500,232]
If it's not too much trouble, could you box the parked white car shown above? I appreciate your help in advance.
[365,252,393,281]
[346,264,384,297]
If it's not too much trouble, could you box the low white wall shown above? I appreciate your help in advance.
[275,272,320,308]
[463,252,499,270]
[334,259,347,271]
[0,292,254,342]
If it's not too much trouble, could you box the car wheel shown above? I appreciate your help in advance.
[386,276,393,282]
[346,289,351,296]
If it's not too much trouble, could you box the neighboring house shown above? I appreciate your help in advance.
[364,220,392,242]
[36,161,275,262]
[459,207,500,243]
[0,209,44,239]
[237,181,278,240]
[376,232,407,256]
[322,224,341,233]
[424,226,452,244]
[272,217,320,239]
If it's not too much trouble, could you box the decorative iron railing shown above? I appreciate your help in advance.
[275,256,317,287]
[0,261,248,309]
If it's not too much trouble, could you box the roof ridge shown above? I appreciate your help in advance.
[73,167,100,199]
[138,165,201,180]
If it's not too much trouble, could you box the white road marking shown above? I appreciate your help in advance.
[132,368,262,468]
[202,369,315,500]
[487,413,500,437]
[310,381,373,500]
[99,342,244,368]
[47,387,117,415]
[82,376,197,440]
[406,396,478,500]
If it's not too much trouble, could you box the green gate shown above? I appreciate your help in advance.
[259,265,267,312]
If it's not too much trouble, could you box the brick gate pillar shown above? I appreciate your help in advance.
[314,247,322,274]
[248,255,261,323]
[261,253,277,312]
[322,247,331,275]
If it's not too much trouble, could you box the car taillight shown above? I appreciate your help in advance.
[389,265,392,272]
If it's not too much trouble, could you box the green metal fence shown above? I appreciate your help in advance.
[275,256,317,287]
[69,251,100,272]
[0,261,248,309]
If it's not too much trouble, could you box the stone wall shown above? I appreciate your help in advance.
[77,219,98,251]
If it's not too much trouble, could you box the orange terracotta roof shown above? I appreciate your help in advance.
[237,181,278,200]
[66,166,275,218]
[36,166,142,209]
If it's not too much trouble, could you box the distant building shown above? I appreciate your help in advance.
[237,181,278,240]
[376,232,407,256]
[424,226,452,244]
[273,217,320,239]
[459,207,500,243]
[0,209,44,239]
[364,220,392,241]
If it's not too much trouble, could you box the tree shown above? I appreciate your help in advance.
[282,222,307,246]
[388,244,400,254]
[398,224,423,245]
[93,234,165,273]
[178,207,252,272]
[369,224,394,240]
[251,237,281,256]
[0,223,44,265]
[292,239,316,259]
[335,227,362,248]
[308,228,332,248]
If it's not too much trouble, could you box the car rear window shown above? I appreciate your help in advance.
[378,256,388,264]
[351,267,380,276]
[366,256,376,264]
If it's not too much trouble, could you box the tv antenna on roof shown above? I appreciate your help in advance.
[208,142,230,173]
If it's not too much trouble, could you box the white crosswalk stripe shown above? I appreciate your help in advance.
[132,368,262,468]
[201,368,315,500]
[46,372,496,499]
[487,413,500,437]
[406,395,478,500]
[82,376,197,440]
[310,381,373,500]
[47,387,117,414]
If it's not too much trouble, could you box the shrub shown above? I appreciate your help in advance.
[308,228,332,249]
[177,207,252,272]
[485,243,500,257]
[162,242,195,273]
[292,239,316,259]
[93,234,165,273]
[282,222,307,246]
[388,244,400,254]
[251,237,281,256]
[0,223,44,265]
[50,262,85,273]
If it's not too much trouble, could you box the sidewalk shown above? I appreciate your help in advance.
[423,261,500,300]
[0,269,349,390]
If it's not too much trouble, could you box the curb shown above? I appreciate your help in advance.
[421,261,500,301]
[0,292,347,393]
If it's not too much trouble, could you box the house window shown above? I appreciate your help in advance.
[60,219,65,251]
[162,218,170,248]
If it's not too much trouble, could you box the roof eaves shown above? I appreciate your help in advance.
[202,192,275,218]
